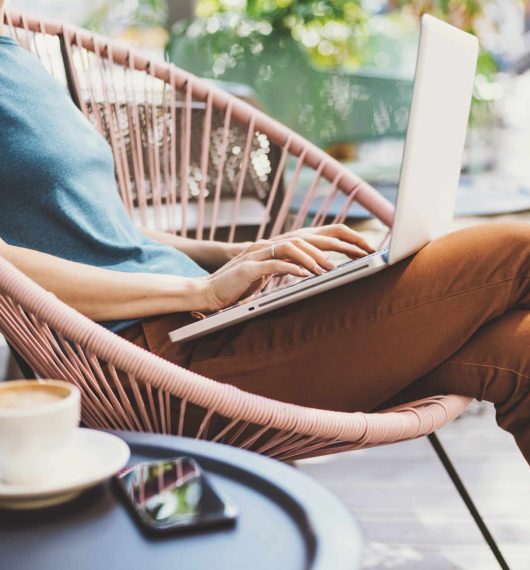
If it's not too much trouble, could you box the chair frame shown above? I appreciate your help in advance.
[1,11,508,568]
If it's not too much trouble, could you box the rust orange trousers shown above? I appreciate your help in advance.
[120,222,530,464]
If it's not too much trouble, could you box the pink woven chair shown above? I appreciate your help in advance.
[0,12,507,568]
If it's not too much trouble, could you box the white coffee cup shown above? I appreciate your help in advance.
[0,380,81,486]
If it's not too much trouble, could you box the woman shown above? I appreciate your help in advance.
[0,2,529,464]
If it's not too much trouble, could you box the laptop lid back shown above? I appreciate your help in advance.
[387,15,479,265]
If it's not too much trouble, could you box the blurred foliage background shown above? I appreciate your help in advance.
[190,0,498,75]
[161,0,511,147]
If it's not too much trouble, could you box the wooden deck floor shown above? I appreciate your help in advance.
[299,401,530,569]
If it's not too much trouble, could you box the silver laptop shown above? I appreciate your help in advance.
[169,15,479,344]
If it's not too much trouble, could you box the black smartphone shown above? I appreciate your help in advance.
[114,456,238,534]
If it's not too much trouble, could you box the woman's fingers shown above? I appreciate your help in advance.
[292,224,374,254]
[244,259,311,280]
[287,238,336,271]
[247,239,333,274]
[316,224,374,252]
[220,226,373,282]
[302,235,369,259]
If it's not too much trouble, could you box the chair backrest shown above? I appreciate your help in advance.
[3,11,394,244]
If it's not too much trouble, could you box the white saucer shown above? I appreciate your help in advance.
[0,429,130,510]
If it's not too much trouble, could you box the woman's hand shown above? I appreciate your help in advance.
[201,225,373,312]
[272,224,375,259]
[201,237,338,312]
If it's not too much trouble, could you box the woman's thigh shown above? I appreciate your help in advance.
[128,222,530,412]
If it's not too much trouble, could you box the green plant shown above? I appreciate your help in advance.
[197,0,364,26]
[196,0,368,67]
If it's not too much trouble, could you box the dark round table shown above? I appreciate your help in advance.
[0,431,362,569]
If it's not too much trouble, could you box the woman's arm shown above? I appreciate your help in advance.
[0,239,209,322]
[142,228,250,271]
[0,236,337,322]
[0,224,372,322]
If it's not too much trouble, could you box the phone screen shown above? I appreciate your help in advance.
[115,457,238,534]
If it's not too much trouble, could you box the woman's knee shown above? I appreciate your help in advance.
[430,221,530,277]
[471,221,530,247]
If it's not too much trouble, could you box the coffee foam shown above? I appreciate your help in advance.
[0,385,67,410]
